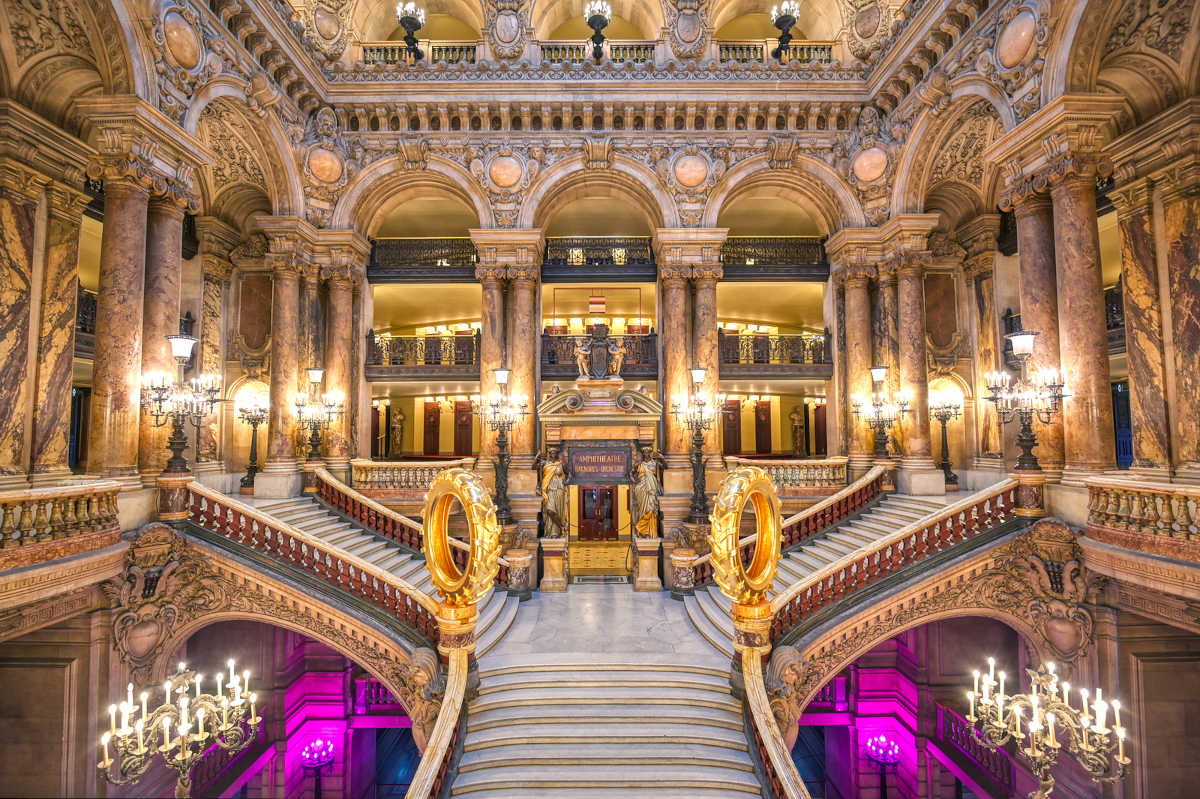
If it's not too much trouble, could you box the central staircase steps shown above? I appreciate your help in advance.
[252,496,519,655]
[685,493,946,657]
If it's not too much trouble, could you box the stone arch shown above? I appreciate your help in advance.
[530,0,665,40]
[332,156,490,234]
[519,155,678,230]
[892,91,1009,218]
[702,155,866,233]
[185,81,305,218]
[709,0,843,40]
[351,0,486,42]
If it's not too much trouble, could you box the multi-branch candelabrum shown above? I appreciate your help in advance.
[142,334,221,474]
[985,331,1068,471]
[478,367,529,525]
[852,366,911,460]
[672,367,714,524]
[237,401,269,491]
[930,389,963,486]
[395,1,425,60]
[864,734,900,799]
[98,660,261,799]
[967,658,1130,799]
[584,0,612,61]
[296,367,345,461]
[301,738,336,799]
[771,0,799,60]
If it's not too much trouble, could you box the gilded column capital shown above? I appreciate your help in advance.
[658,264,692,283]
[320,264,356,289]
[999,172,1052,214]
[875,257,898,285]
[474,265,507,283]
[894,250,931,278]
[1043,149,1114,191]
[834,263,876,288]
[692,263,724,282]
[0,158,50,203]
[506,264,539,282]
[44,182,90,223]
[266,244,302,279]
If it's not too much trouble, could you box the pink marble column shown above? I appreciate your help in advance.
[660,268,692,458]
[692,266,721,454]
[86,176,151,484]
[323,267,354,466]
[1049,164,1116,482]
[1112,181,1171,477]
[507,267,539,458]
[841,266,875,473]
[266,252,301,466]
[30,185,89,481]
[300,266,321,389]
[0,169,40,487]
[138,196,187,479]
[874,263,901,447]
[1008,192,1065,479]
[476,267,506,460]
[194,217,238,468]
[896,255,935,473]
[1162,177,1200,480]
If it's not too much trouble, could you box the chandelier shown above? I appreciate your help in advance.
[771,0,800,61]
[851,365,911,459]
[475,368,529,525]
[985,330,1068,471]
[584,0,612,62]
[142,334,222,473]
[395,2,426,61]
[967,659,1129,799]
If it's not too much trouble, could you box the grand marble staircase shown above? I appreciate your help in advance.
[685,493,947,657]
[253,496,519,655]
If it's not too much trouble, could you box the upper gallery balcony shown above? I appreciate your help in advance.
[717,328,832,380]
[365,329,481,381]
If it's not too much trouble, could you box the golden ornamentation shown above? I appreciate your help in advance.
[422,468,500,607]
[707,466,782,605]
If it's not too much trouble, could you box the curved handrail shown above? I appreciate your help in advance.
[186,481,442,620]
[744,651,812,799]
[406,647,468,799]
[769,478,1019,637]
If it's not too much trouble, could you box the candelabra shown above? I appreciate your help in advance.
[771,0,799,61]
[930,389,963,487]
[584,0,611,61]
[301,739,336,799]
[142,334,221,474]
[672,367,714,523]
[478,368,529,525]
[237,402,269,492]
[395,2,425,60]
[985,331,1068,471]
[851,366,910,460]
[865,734,900,799]
[98,660,261,799]
[295,367,345,463]
[967,658,1129,799]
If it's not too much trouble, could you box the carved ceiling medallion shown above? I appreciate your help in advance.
[995,8,1037,69]
[851,146,888,183]
[163,9,202,70]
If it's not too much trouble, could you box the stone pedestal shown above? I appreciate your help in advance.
[539,537,568,592]
[156,472,192,522]
[254,462,302,498]
[504,547,534,601]
[1012,469,1047,518]
[669,547,696,600]
[633,537,663,592]
[301,459,320,493]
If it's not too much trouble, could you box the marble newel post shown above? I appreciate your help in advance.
[263,244,302,493]
[29,185,90,484]
[194,217,239,470]
[895,252,942,494]
[839,265,875,476]
[85,165,152,486]
[1004,190,1065,479]
[322,258,357,478]
[1048,158,1116,483]
[139,195,190,481]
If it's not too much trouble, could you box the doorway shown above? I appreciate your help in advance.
[422,401,440,455]
[722,399,741,455]
[755,400,772,454]
[578,485,616,541]
[453,401,473,456]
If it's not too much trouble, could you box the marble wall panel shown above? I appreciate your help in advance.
[1165,193,1200,467]
[0,189,36,480]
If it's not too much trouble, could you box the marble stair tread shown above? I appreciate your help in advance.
[847,516,907,535]
[457,741,755,772]
[814,534,859,555]
[464,721,749,750]
[477,668,731,694]
[465,703,744,731]
[449,787,754,798]
[694,586,734,631]
[364,548,407,567]
[475,595,518,656]
[269,507,335,525]
[468,684,741,712]
[787,550,831,572]
[682,594,735,658]
[477,651,732,674]
[805,540,855,561]
[449,764,763,794]
[829,525,879,543]
[341,538,389,558]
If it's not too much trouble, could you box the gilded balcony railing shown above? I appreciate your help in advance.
[0,479,122,570]
[350,457,476,498]
[366,332,481,380]
[368,237,478,282]
[718,330,831,366]
[609,40,656,63]
[540,332,658,378]
[1085,476,1200,559]
[723,456,847,496]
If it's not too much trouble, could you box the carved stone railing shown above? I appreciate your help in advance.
[541,42,589,64]
[724,457,847,497]
[366,332,480,380]
[0,479,122,570]
[769,479,1019,643]
[355,677,406,714]
[351,458,476,499]
[367,237,478,282]
[802,674,849,711]
[361,40,480,65]
[406,648,467,799]
[717,330,832,378]
[932,701,1015,797]
[745,653,812,799]
[1085,475,1200,561]
[540,332,658,378]
[718,40,834,64]
[186,482,441,646]
[609,41,656,63]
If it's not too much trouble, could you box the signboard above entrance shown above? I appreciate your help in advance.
[567,443,631,484]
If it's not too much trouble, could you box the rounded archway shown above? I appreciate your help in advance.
[532,0,664,40]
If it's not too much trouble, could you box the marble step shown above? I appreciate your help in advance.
[464,721,749,751]
[465,702,744,733]
[477,668,731,695]
[469,685,741,714]
[450,788,753,798]
[457,741,755,773]
[449,764,763,796]
[478,654,730,677]
[476,594,518,657]
[682,592,735,659]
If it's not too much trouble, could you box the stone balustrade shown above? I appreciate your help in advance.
[724,456,847,497]
[0,479,122,570]
[350,457,476,498]
[1085,476,1200,560]
[770,480,1020,643]
[407,649,468,798]
[933,701,1015,796]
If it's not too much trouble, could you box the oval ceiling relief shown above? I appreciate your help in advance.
[673,155,709,188]
[307,147,344,183]
[995,9,1037,68]
[852,147,889,183]
[163,9,202,70]
[488,155,524,188]
[312,5,341,40]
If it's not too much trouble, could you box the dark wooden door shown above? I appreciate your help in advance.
[722,399,741,455]
[578,485,615,541]
[371,405,381,458]
[755,400,772,454]
[423,401,440,455]
[814,404,827,456]
[453,401,473,456]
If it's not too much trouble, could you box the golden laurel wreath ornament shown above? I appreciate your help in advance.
[422,468,501,607]
[707,466,783,605]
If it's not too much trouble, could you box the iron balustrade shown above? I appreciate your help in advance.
[366,332,481,380]
[367,238,478,282]
[540,332,658,378]
[720,236,829,280]
[717,330,832,379]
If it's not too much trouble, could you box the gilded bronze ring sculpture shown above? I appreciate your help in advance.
[422,468,501,608]
[707,466,783,606]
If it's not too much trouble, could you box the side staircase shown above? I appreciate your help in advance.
[686,493,947,657]
[254,496,519,655]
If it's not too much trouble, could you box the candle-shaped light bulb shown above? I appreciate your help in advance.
[180,695,189,727]
[162,717,172,752]
[1112,699,1122,730]
[195,674,202,698]
[972,669,980,697]
[967,690,976,720]
[1062,682,1070,709]
[119,701,129,733]
[1116,726,1126,761]
[222,696,229,727]
[164,679,172,705]
[216,672,224,697]
[999,671,1006,700]
[100,731,112,767]
[228,658,235,684]
[1046,712,1058,748]
[178,661,186,673]
[127,682,134,709]
[250,692,257,720]
[1047,661,1055,674]
[135,719,144,752]
[108,704,117,736]
[1095,699,1109,732]
[195,708,205,737]
[988,657,995,681]
[140,691,148,720]
[242,669,250,697]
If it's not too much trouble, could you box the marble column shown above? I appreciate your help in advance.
[692,265,721,455]
[322,266,354,468]
[1049,163,1116,483]
[874,262,901,450]
[0,165,42,487]
[659,267,691,459]
[194,217,238,467]
[266,251,301,468]
[138,196,187,479]
[30,185,89,482]
[1112,181,1171,478]
[960,217,1004,467]
[841,266,875,474]
[300,266,321,381]
[475,266,506,461]
[507,266,539,460]
[1008,192,1065,479]
[896,254,940,492]
[86,175,151,485]
[1162,171,1200,481]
